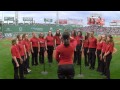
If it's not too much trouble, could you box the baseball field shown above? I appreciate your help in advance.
[0,37,120,79]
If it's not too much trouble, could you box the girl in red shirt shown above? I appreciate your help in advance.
[75,31,83,65]
[22,34,31,73]
[88,31,97,70]
[83,32,89,67]
[96,35,103,72]
[30,32,40,66]
[54,29,61,48]
[45,30,54,65]
[100,35,107,75]
[55,31,77,79]
[39,32,46,64]
[17,34,27,74]
[71,30,77,64]
[103,35,114,79]
[11,39,24,79]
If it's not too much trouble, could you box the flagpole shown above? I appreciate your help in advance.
[56,11,59,25]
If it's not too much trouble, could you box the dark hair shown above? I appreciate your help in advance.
[16,34,21,41]
[39,33,44,38]
[107,35,114,46]
[22,33,26,40]
[55,29,61,36]
[77,31,82,36]
[12,39,17,45]
[71,30,76,37]
[62,31,70,47]
[47,30,53,37]
[91,31,94,34]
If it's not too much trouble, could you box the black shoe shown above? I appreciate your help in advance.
[89,66,92,69]
[101,73,105,76]
[23,77,26,79]
[35,63,38,66]
[91,67,95,70]
[24,71,28,74]
[32,64,35,66]
[77,63,80,65]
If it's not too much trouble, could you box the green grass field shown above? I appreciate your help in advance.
[0,37,120,79]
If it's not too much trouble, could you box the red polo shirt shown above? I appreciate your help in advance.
[55,38,77,65]
[45,36,54,46]
[54,36,61,45]
[39,38,45,47]
[17,41,25,56]
[11,45,20,59]
[97,42,103,50]
[83,39,89,48]
[102,41,107,53]
[88,37,97,48]
[76,36,83,45]
[24,40,31,52]
[30,37,39,47]
[105,43,114,53]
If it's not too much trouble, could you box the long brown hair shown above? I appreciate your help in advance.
[39,33,44,38]
[16,34,21,41]
[12,39,17,45]
[55,29,61,36]
[71,30,76,37]
[47,30,53,37]
[107,35,114,47]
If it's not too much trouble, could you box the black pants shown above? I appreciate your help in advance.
[105,53,112,79]
[58,64,75,79]
[26,52,30,69]
[12,58,24,79]
[39,47,45,64]
[21,56,27,73]
[74,45,82,65]
[84,47,89,66]
[89,48,96,69]
[97,50,101,72]
[101,52,106,74]
[47,46,54,63]
[56,44,60,47]
[32,47,38,65]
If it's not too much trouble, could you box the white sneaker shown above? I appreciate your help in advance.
[27,69,31,73]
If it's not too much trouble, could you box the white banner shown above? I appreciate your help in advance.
[67,19,83,25]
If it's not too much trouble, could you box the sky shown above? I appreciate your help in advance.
[0,11,120,26]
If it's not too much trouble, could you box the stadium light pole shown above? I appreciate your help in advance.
[56,11,59,25]
[15,11,18,25]
[1,11,3,36]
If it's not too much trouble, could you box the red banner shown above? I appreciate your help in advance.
[59,19,67,24]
